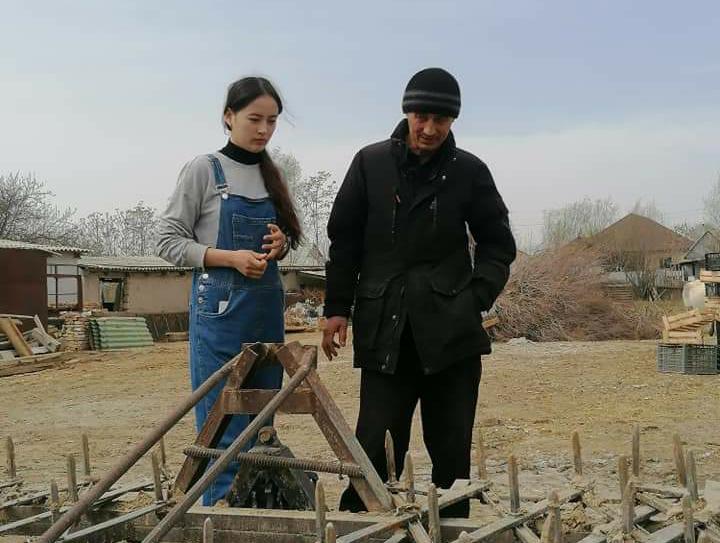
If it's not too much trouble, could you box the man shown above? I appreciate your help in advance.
[322,68,516,517]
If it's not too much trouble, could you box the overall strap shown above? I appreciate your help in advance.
[206,154,229,196]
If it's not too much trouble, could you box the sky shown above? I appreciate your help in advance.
[1,0,719,247]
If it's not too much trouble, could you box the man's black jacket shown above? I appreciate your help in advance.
[325,120,516,374]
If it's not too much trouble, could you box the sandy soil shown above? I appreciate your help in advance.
[2,332,719,522]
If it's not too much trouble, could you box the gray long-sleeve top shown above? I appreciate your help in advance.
[156,152,268,267]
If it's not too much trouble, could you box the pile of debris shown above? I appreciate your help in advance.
[0,314,60,361]
[284,301,324,333]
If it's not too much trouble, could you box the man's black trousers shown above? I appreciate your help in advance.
[339,324,482,518]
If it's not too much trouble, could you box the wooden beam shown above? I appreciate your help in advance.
[278,343,394,513]
[0,317,32,357]
[221,388,315,415]
[439,487,585,543]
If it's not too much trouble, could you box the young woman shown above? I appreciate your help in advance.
[157,77,302,505]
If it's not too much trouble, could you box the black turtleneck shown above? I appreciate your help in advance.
[219,140,262,165]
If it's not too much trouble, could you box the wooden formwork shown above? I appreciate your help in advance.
[2,344,720,543]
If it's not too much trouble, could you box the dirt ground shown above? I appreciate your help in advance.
[2,331,720,517]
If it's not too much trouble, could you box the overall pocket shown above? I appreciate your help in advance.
[232,213,275,252]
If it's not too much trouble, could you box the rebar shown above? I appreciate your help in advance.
[142,348,315,543]
[183,445,363,478]
[37,346,261,543]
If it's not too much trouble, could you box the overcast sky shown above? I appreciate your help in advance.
[1,1,718,246]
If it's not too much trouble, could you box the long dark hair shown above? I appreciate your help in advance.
[223,77,302,249]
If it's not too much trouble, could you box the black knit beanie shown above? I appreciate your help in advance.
[402,68,461,118]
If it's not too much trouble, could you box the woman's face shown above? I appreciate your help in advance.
[224,94,279,153]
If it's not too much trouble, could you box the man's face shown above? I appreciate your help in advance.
[406,112,454,155]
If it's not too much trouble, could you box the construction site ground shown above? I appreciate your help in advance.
[2,331,720,532]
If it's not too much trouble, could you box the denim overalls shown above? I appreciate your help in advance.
[188,155,284,505]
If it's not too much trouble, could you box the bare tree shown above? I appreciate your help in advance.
[75,202,159,256]
[0,172,78,244]
[270,147,302,194]
[703,172,720,227]
[293,170,338,257]
[630,198,665,224]
[542,197,618,248]
[673,221,708,241]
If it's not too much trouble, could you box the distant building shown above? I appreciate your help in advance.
[0,239,88,327]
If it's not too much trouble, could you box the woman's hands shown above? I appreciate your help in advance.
[203,224,287,279]
[262,224,288,261]
[230,250,268,279]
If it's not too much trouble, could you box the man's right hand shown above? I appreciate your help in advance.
[322,316,349,360]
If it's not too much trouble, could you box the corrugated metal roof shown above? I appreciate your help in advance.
[0,238,89,254]
[279,243,325,271]
[79,256,193,272]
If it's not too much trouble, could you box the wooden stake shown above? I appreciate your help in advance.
[621,480,635,535]
[632,424,641,478]
[571,431,582,477]
[385,430,396,484]
[159,436,167,471]
[673,434,687,486]
[66,455,78,502]
[81,433,92,480]
[683,495,695,543]
[151,452,163,502]
[540,512,554,543]
[50,480,60,523]
[5,436,16,480]
[202,517,213,543]
[404,451,415,503]
[325,522,336,543]
[458,532,472,542]
[509,454,521,514]
[685,450,699,502]
[428,484,441,543]
[618,455,629,500]
[553,491,563,543]
[315,480,326,543]
[476,428,487,480]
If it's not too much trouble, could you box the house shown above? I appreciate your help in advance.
[78,256,193,313]
[676,230,720,280]
[279,243,326,292]
[0,239,88,327]
[567,214,693,299]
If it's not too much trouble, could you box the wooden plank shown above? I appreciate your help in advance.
[334,482,489,543]
[0,352,75,377]
[666,310,701,324]
[127,503,507,543]
[451,487,585,543]
[221,388,315,415]
[644,524,685,543]
[515,525,540,543]
[635,484,686,499]
[277,343,394,513]
[59,502,166,542]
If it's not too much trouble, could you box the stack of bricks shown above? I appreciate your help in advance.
[59,312,91,352]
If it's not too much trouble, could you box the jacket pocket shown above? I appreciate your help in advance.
[429,270,479,341]
[352,280,390,351]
